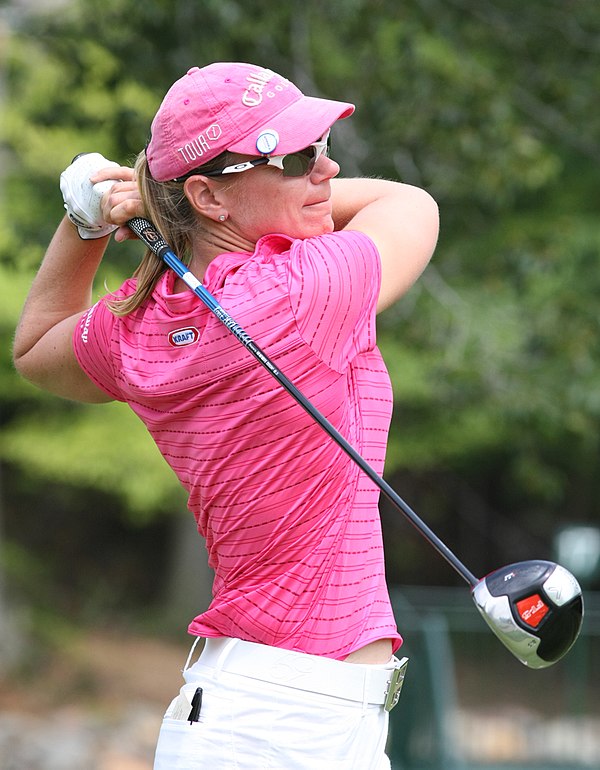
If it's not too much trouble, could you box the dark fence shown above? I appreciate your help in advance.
[387,587,600,770]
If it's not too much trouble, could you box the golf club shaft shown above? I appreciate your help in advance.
[127,216,479,587]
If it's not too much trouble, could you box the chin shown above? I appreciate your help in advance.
[282,215,334,240]
[309,216,335,236]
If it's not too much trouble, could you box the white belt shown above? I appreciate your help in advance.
[191,637,408,712]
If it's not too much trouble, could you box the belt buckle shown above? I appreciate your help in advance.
[384,657,408,712]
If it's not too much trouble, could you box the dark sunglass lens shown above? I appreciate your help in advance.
[281,152,312,177]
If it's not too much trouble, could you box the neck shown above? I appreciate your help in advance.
[189,222,256,279]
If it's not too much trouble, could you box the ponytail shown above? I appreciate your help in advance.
[107,148,235,315]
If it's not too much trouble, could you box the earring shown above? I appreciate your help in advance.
[218,214,227,222]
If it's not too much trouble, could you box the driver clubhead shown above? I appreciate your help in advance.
[472,560,583,669]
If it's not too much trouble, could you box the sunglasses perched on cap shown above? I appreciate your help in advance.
[174,131,331,182]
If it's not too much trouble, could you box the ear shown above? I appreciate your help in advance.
[184,176,228,222]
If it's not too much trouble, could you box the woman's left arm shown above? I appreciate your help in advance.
[331,177,439,313]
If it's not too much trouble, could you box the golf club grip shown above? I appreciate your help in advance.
[128,216,479,587]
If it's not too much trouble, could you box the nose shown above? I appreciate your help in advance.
[310,154,340,182]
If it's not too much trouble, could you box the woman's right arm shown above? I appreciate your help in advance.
[13,163,141,402]
[331,178,439,313]
[13,217,115,402]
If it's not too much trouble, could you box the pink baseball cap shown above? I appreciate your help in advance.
[146,62,355,181]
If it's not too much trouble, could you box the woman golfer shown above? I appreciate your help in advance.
[13,62,439,768]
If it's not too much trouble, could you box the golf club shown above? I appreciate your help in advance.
[127,216,584,669]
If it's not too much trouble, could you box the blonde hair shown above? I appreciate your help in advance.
[107,149,236,316]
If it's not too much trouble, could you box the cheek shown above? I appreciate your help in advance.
[242,192,299,233]
[228,174,312,238]
[242,198,285,236]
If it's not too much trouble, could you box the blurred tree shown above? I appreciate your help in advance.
[1,0,599,617]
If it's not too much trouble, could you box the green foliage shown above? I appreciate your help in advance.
[2,0,600,573]
[0,400,186,521]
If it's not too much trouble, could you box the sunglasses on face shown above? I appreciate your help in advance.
[174,131,331,182]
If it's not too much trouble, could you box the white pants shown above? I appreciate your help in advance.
[153,638,401,769]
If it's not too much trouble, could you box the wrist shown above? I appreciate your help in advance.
[64,212,114,240]
[60,153,120,240]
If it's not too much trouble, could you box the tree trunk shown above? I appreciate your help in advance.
[162,512,215,631]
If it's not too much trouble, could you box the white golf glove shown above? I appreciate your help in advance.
[60,152,120,240]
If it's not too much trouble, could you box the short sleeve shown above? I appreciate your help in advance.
[73,299,125,401]
[288,230,381,372]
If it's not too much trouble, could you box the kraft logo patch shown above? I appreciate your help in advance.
[168,327,200,347]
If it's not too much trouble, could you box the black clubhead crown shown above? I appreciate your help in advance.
[472,561,583,668]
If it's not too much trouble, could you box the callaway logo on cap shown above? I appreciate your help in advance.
[146,62,354,182]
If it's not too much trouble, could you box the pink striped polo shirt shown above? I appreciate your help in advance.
[74,229,402,659]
